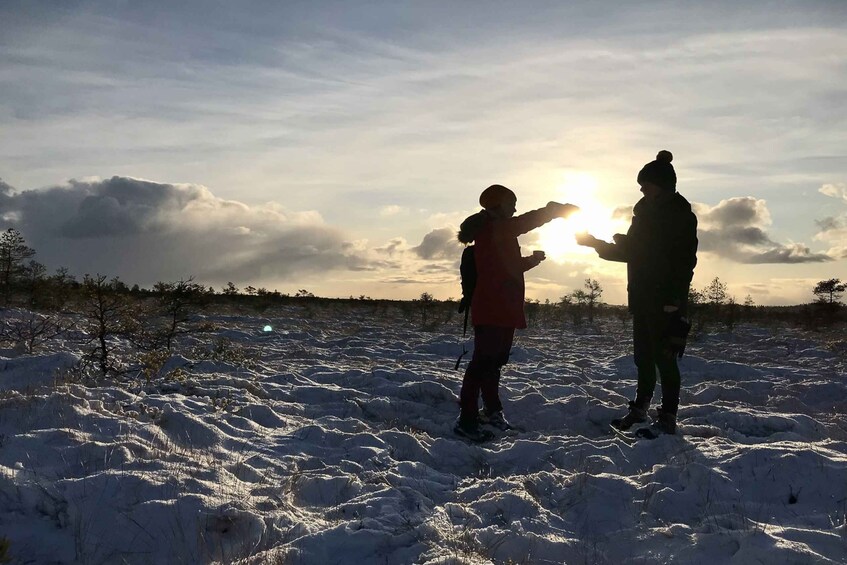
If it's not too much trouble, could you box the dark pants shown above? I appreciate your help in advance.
[459,325,515,423]
[632,308,681,415]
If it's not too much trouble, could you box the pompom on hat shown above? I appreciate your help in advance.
[637,150,676,192]
[479,184,517,210]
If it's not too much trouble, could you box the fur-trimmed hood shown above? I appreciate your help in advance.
[457,210,490,244]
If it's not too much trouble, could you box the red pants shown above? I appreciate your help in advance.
[459,325,515,422]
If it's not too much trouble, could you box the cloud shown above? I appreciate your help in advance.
[815,183,847,258]
[0,172,473,293]
[815,216,845,232]
[611,206,633,221]
[819,183,847,201]
[58,177,208,238]
[379,205,407,217]
[695,197,831,263]
[0,176,377,285]
[373,237,409,258]
[745,243,832,264]
[0,180,14,220]
[411,227,461,260]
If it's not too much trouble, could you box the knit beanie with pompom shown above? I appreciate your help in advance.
[637,150,676,191]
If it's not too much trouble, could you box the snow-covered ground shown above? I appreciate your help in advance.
[1,304,845,564]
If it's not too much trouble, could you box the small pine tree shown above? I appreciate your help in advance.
[222,282,239,296]
[570,289,588,326]
[723,296,738,332]
[47,267,76,311]
[742,294,755,323]
[0,228,36,305]
[558,294,573,327]
[417,291,435,328]
[79,274,135,376]
[151,277,208,350]
[704,277,728,305]
[583,278,603,323]
[813,278,846,305]
[687,288,706,332]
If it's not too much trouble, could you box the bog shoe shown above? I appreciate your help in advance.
[611,401,649,430]
[479,409,513,431]
[454,419,494,442]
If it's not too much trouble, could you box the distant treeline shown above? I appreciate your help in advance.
[0,226,845,381]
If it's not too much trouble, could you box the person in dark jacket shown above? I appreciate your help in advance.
[456,184,578,441]
[577,150,697,435]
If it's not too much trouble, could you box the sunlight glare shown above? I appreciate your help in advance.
[534,172,628,261]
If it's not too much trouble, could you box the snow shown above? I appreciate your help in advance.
[0,304,845,564]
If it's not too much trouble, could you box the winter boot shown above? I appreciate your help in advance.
[454,418,495,442]
[479,409,513,431]
[655,406,677,435]
[611,400,649,431]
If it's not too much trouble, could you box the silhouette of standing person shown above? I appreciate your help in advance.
[456,185,578,441]
[577,151,697,435]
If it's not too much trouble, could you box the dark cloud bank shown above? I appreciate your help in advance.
[0,176,376,286]
[694,197,830,264]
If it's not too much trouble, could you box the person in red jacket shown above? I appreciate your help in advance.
[455,185,578,441]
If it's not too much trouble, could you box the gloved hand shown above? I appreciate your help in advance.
[665,310,691,358]
[575,231,602,248]
[546,201,580,218]
[532,250,546,263]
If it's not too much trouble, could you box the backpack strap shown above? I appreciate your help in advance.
[454,305,470,370]
[454,341,468,371]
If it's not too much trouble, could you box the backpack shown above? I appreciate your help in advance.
[459,245,476,312]
[457,244,476,319]
[454,245,476,369]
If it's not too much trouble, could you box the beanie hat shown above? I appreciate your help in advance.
[479,184,517,210]
[637,150,676,191]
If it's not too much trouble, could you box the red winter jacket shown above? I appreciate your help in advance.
[466,207,558,329]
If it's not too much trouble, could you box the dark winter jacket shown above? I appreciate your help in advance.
[458,207,558,329]
[596,191,698,313]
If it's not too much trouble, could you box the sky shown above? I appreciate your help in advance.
[1,0,846,305]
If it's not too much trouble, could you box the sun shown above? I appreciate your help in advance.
[533,173,628,261]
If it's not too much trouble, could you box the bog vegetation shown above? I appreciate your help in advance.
[1,227,844,381]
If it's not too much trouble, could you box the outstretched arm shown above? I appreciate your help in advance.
[576,232,629,263]
[507,202,579,237]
